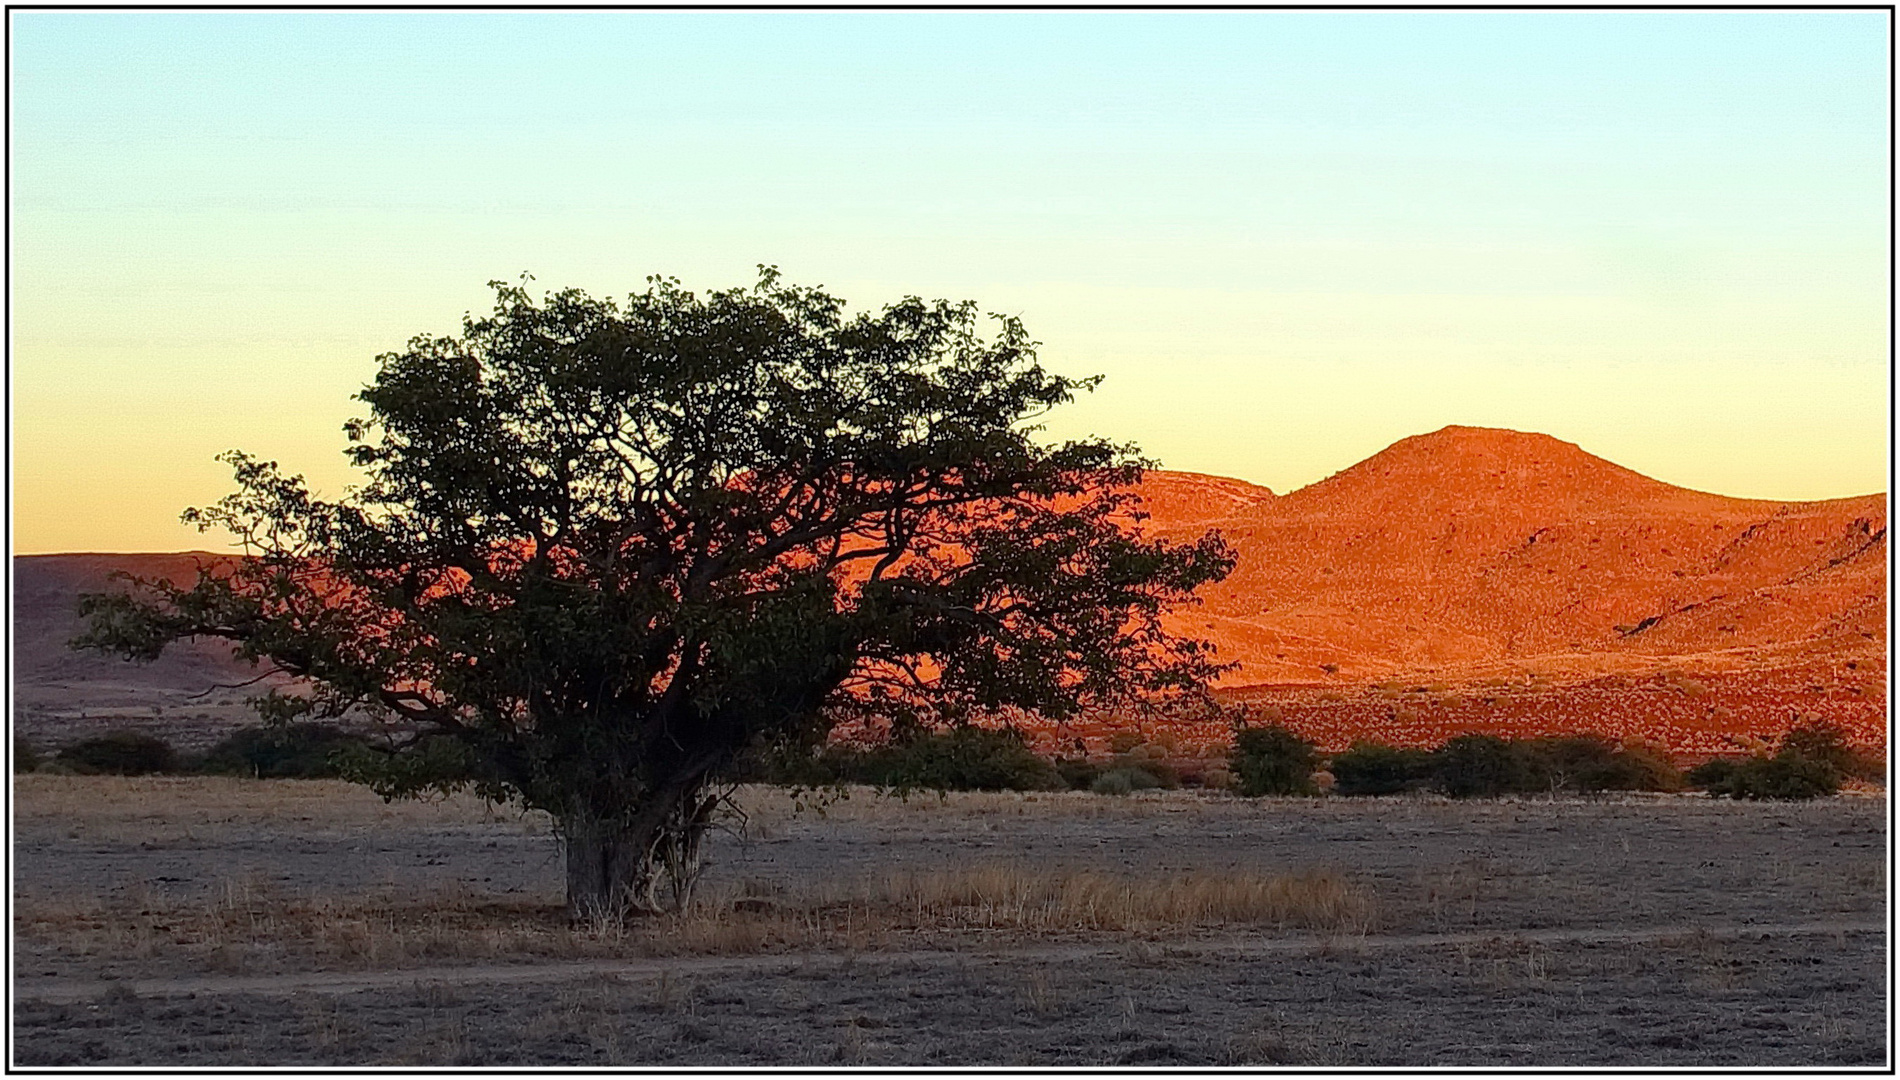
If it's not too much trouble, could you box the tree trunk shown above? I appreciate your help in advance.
[561,782,722,921]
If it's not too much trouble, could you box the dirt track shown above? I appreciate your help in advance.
[14,919,1881,1005]
[11,778,1889,1066]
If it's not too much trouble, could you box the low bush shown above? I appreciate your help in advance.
[14,735,40,774]
[1614,741,1688,792]
[1052,756,1102,791]
[1329,742,1434,796]
[55,730,179,776]
[1701,753,1839,800]
[1693,723,1852,800]
[733,727,1065,792]
[1431,734,1534,797]
[1687,757,1739,788]
[1090,766,1165,795]
[876,727,1066,793]
[1112,753,1179,790]
[1780,720,1882,782]
[1230,725,1320,796]
[1518,734,1686,794]
[727,737,860,787]
[196,723,372,779]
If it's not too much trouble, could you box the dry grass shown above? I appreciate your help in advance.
[730,784,1239,832]
[15,776,1371,977]
[805,863,1372,934]
[12,776,1231,848]
[16,862,1373,975]
[12,775,546,844]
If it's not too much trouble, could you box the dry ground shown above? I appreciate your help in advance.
[11,776,1889,1067]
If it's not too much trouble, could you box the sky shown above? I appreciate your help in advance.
[10,10,1891,554]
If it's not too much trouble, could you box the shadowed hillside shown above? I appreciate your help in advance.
[12,552,293,751]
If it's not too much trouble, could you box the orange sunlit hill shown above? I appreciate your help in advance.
[1041,425,1886,758]
[13,426,1886,759]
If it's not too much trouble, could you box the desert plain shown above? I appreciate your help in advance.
[10,776,1887,1067]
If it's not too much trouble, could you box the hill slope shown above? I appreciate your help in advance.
[1140,426,1886,685]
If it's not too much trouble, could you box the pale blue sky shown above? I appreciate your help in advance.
[11,10,1890,552]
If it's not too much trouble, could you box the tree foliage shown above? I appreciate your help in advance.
[54,731,179,776]
[1692,720,1859,800]
[1229,724,1320,796]
[74,271,1235,916]
[197,723,372,779]
[1328,742,1434,796]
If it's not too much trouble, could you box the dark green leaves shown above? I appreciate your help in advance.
[73,271,1235,820]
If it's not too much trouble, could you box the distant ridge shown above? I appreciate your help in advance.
[1135,425,1885,685]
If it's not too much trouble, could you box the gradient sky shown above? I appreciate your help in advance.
[10,10,1890,553]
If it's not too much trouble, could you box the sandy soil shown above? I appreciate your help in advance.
[11,777,1889,1066]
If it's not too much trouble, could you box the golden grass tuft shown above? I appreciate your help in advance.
[832,864,1371,934]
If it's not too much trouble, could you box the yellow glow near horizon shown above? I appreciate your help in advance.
[10,11,1889,553]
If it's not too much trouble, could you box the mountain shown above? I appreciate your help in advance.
[13,426,1886,754]
[10,552,292,752]
[1141,426,1886,684]
[1116,426,1885,755]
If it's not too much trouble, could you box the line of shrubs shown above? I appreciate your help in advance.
[733,726,1218,795]
[15,723,372,779]
[1232,720,1879,801]
[19,718,1880,803]
[736,720,1877,802]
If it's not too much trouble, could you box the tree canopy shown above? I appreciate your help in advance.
[77,270,1236,917]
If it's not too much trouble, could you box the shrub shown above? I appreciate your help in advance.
[14,735,40,774]
[1053,756,1102,791]
[1687,758,1741,789]
[196,723,372,779]
[1845,751,1887,785]
[1230,725,1320,796]
[55,730,178,776]
[1778,720,1880,780]
[1519,734,1619,792]
[1702,754,1839,800]
[728,736,863,787]
[1519,735,1685,793]
[879,727,1065,793]
[1090,766,1165,795]
[1329,742,1434,796]
[1614,741,1688,792]
[733,727,1066,792]
[1431,734,1533,798]
[1112,752,1180,789]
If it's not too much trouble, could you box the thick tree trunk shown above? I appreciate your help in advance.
[560,783,721,921]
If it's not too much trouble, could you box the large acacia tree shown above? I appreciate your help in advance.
[77,271,1235,918]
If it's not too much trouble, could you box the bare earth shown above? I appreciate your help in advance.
[11,777,1888,1067]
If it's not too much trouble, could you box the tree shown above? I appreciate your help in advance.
[1229,724,1319,796]
[1692,721,1854,800]
[1697,754,1839,800]
[1430,734,1531,798]
[74,270,1236,919]
[1328,741,1433,796]
[1777,719,1861,779]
